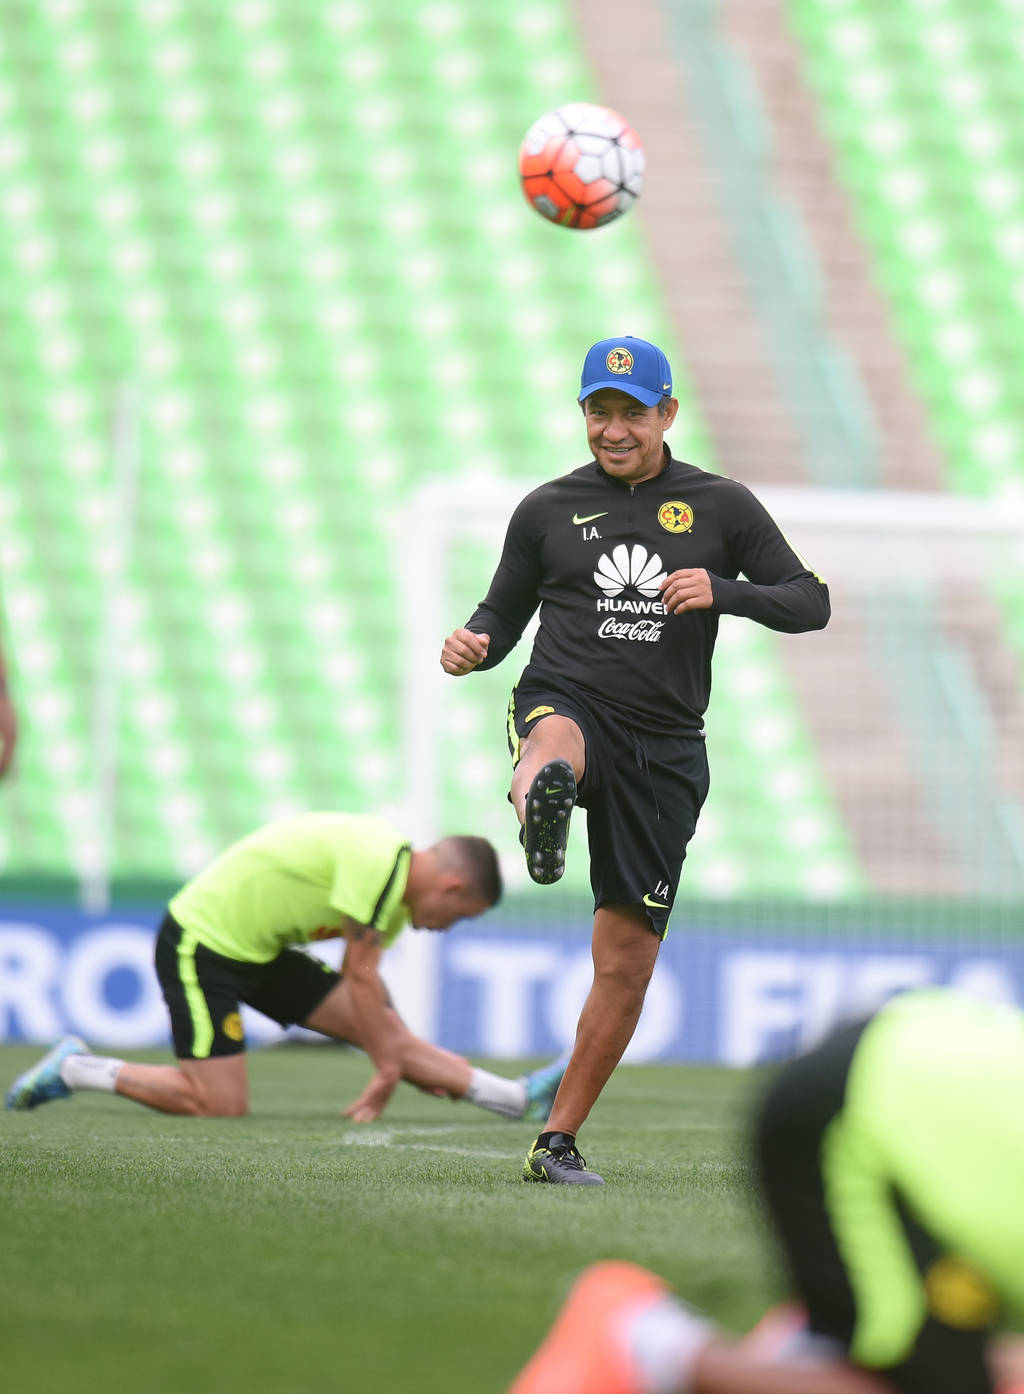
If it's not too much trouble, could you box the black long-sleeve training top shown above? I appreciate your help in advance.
[463,450,830,736]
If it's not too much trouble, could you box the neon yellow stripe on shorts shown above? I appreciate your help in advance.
[506,688,521,767]
[177,921,215,1059]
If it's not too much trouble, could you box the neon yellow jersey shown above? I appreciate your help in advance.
[825,989,1024,1366]
[168,812,412,963]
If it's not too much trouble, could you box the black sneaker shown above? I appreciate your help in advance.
[523,1133,605,1185]
[523,759,576,885]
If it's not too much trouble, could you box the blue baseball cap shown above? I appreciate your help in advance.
[578,336,673,407]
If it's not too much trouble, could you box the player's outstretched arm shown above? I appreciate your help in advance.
[440,628,489,675]
[309,921,405,1121]
[693,1341,894,1393]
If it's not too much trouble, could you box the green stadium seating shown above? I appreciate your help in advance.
[790,0,1024,500]
[791,0,1024,702]
[0,0,854,899]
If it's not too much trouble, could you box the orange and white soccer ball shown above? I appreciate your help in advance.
[518,102,644,230]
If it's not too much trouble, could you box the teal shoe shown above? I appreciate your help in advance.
[5,1035,87,1110]
[521,1050,572,1123]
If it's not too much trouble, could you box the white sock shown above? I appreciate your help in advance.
[625,1296,716,1394]
[59,1053,124,1093]
[463,1068,527,1119]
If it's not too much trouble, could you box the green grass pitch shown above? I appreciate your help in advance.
[1,1044,784,1394]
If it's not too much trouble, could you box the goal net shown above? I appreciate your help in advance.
[399,477,1024,947]
[390,479,1024,1053]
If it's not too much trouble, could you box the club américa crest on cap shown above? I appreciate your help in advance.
[579,336,672,407]
[606,347,634,375]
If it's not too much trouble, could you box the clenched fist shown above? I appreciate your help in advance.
[440,628,490,676]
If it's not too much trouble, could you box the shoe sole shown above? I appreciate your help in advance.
[6,1071,69,1110]
[5,1035,84,1110]
[523,760,577,885]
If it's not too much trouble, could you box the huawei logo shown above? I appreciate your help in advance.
[594,543,666,598]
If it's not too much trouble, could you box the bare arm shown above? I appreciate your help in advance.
[337,922,406,1122]
[695,1340,893,1394]
[991,1335,1024,1391]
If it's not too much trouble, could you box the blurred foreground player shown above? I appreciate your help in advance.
[441,334,829,1183]
[509,989,1024,1394]
[7,811,566,1124]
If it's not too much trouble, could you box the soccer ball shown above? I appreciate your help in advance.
[518,102,644,230]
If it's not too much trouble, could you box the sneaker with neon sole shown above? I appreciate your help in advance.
[521,1051,572,1123]
[508,1261,710,1394]
[523,759,577,885]
[5,1035,87,1110]
[523,1132,605,1185]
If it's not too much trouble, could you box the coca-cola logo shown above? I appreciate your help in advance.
[597,617,665,642]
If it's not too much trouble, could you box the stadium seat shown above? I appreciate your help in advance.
[791,0,1024,500]
[0,0,848,898]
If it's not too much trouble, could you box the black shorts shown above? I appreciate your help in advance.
[507,673,710,938]
[155,912,342,1060]
[755,1020,994,1394]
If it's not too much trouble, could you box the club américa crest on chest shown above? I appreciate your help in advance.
[658,500,693,533]
[571,499,693,541]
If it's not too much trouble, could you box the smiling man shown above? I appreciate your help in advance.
[440,335,831,1185]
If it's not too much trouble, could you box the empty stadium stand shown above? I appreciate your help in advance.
[0,0,854,899]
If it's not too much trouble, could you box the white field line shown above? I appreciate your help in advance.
[339,1123,512,1158]
[339,1133,513,1159]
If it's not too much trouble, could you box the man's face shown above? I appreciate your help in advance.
[582,388,678,484]
[410,885,491,932]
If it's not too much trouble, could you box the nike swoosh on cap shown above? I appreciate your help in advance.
[572,511,609,525]
[642,894,670,909]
